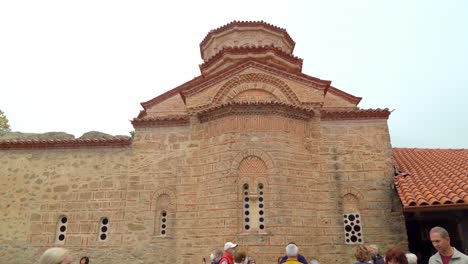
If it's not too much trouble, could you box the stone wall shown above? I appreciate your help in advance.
[0,117,406,264]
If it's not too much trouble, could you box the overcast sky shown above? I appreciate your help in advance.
[1,1,467,148]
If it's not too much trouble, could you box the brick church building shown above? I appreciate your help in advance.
[1,21,466,264]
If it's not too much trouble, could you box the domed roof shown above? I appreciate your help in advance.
[200,21,296,62]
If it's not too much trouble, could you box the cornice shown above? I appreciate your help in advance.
[197,101,315,123]
[183,60,331,97]
[320,108,390,120]
[0,137,132,150]
[131,115,190,128]
[200,45,303,74]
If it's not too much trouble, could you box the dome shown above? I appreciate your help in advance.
[200,21,296,62]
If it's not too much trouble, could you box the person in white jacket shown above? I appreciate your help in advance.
[429,226,468,264]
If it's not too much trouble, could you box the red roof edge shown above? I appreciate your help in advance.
[140,75,203,111]
[402,203,468,212]
[0,137,132,150]
[327,86,362,105]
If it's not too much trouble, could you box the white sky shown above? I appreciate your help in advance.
[1,1,467,148]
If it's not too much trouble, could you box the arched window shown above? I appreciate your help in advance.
[238,155,268,234]
[154,192,172,237]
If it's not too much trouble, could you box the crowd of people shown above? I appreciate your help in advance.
[38,226,468,264]
[206,226,468,264]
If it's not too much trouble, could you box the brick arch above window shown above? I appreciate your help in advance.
[239,156,267,174]
[231,148,277,175]
[343,193,360,213]
[151,188,176,211]
[341,187,367,210]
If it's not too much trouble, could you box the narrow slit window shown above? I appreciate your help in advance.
[98,217,109,241]
[55,215,68,244]
[243,184,250,231]
[258,183,265,231]
[160,210,167,236]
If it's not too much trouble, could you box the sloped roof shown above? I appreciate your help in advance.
[393,148,468,211]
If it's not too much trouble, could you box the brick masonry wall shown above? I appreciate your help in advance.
[0,118,406,264]
[0,116,407,264]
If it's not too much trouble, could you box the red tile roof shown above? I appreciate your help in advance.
[0,137,132,150]
[393,148,468,211]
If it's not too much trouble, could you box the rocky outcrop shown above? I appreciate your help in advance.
[78,131,114,139]
[0,131,75,140]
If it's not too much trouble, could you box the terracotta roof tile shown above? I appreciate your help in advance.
[393,148,468,211]
[0,137,132,150]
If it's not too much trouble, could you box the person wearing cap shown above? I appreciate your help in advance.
[279,242,308,264]
[219,242,238,264]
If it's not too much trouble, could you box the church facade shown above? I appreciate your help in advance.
[0,21,408,263]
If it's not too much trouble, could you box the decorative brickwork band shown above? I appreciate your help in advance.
[0,137,132,150]
[213,73,301,105]
[197,101,315,123]
[131,115,190,128]
[320,108,390,121]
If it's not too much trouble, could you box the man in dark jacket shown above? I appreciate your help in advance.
[279,242,308,264]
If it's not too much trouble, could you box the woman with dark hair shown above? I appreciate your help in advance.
[385,248,408,264]
[80,256,89,264]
